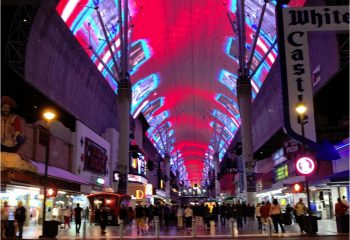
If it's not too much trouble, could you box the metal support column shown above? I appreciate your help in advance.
[117,77,132,194]
[165,155,170,199]
[214,152,220,198]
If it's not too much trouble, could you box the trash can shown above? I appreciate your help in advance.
[43,220,60,237]
[302,215,318,234]
[336,215,349,233]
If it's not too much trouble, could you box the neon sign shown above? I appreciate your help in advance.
[295,156,317,175]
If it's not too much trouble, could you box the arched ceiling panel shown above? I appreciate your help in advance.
[56,0,305,184]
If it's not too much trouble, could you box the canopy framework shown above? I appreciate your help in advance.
[55,0,305,184]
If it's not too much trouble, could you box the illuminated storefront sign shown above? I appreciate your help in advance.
[274,164,289,181]
[113,173,148,184]
[295,156,317,175]
[156,189,166,198]
[135,190,144,199]
[96,177,105,185]
[146,184,153,197]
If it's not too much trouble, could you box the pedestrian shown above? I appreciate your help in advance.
[127,206,135,228]
[335,197,349,233]
[74,203,83,235]
[63,207,72,229]
[294,198,307,233]
[99,204,108,234]
[176,205,184,230]
[163,204,170,228]
[203,204,211,230]
[341,196,349,215]
[15,201,26,239]
[212,203,219,227]
[119,204,128,228]
[219,203,226,226]
[184,204,193,232]
[147,204,154,227]
[135,203,145,235]
[285,204,294,225]
[235,202,243,229]
[255,203,262,230]
[1,201,9,239]
[270,199,285,233]
[241,201,248,224]
[259,201,271,231]
[57,204,64,228]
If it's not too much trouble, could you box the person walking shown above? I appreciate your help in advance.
[219,203,226,226]
[184,205,193,232]
[74,203,83,235]
[203,204,211,230]
[255,203,262,230]
[135,204,145,235]
[270,199,285,233]
[1,201,9,238]
[259,201,271,231]
[15,201,26,239]
[119,205,128,229]
[176,205,184,230]
[163,204,170,228]
[63,207,72,229]
[127,206,135,228]
[335,197,349,233]
[294,198,307,233]
[99,204,108,234]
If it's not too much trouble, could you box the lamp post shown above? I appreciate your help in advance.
[295,102,312,234]
[41,110,56,237]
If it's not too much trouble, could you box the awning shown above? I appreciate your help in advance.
[329,170,349,183]
[30,160,90,185]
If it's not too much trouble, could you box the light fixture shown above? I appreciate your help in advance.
[43,110,56,121]
[295,102,307,114]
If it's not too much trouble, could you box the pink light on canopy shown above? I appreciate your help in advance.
[56,0,305,183]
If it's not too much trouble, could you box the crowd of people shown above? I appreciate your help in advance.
[1,196,349,238]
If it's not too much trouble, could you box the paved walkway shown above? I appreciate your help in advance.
[19,218,346,239]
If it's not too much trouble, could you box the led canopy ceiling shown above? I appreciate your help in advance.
[56,0,305,184]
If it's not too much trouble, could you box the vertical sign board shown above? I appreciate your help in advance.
[277,3,349,144]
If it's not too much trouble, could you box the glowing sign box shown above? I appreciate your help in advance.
[295,156,317,175]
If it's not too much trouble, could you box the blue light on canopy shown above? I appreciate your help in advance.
[142,97,164,121]
[131,74,160,114]
[212,109,236,133]
[115,40,151,75]
[215,94,240,119]
[218,69,237,95]
[146,111,170,135]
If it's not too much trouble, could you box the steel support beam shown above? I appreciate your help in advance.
[94,5,121,81]
[248,40,277,80]
[246,1,268,73]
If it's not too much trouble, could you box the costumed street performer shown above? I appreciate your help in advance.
[1,96,37,172]
[1,96,26,152]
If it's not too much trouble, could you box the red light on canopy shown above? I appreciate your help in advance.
[295,156,317,175]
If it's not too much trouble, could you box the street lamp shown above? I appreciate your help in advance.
[295,102,313,234]
[40,109,56,238]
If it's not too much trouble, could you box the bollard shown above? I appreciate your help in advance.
[268,218,272,237]
[119,220,124,239]
[155,220,160,239]
[233,218,238,237]
[82,219,87,239]
[192,219,197,237]
[229,218,234,237]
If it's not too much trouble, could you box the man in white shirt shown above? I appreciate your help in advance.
[184,205,193,231]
